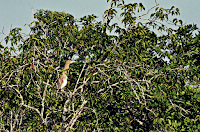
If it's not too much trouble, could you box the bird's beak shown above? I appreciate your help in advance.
[70,61,76,64]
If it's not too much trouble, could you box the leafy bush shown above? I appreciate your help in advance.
[0,0,199,131]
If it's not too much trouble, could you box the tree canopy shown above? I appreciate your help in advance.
[0,0,200,131]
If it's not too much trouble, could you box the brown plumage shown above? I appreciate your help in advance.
[58,60,76,89]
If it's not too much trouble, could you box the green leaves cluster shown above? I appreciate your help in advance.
[0,0,199,131]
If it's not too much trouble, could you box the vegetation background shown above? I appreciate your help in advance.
[0,0,200,131]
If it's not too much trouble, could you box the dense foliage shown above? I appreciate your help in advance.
[0,0,200,131]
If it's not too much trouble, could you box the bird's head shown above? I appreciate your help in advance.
[64,60,76,70]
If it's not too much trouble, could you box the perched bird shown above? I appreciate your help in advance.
[58,60,76,90]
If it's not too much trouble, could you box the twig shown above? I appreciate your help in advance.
[65,100,87,131]
[28,4,35,14]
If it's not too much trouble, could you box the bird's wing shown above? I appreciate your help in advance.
[58,74,67,88]
[58,76,64,88]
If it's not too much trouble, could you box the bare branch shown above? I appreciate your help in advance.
[65,100,87,131]
[28,4,36,14]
